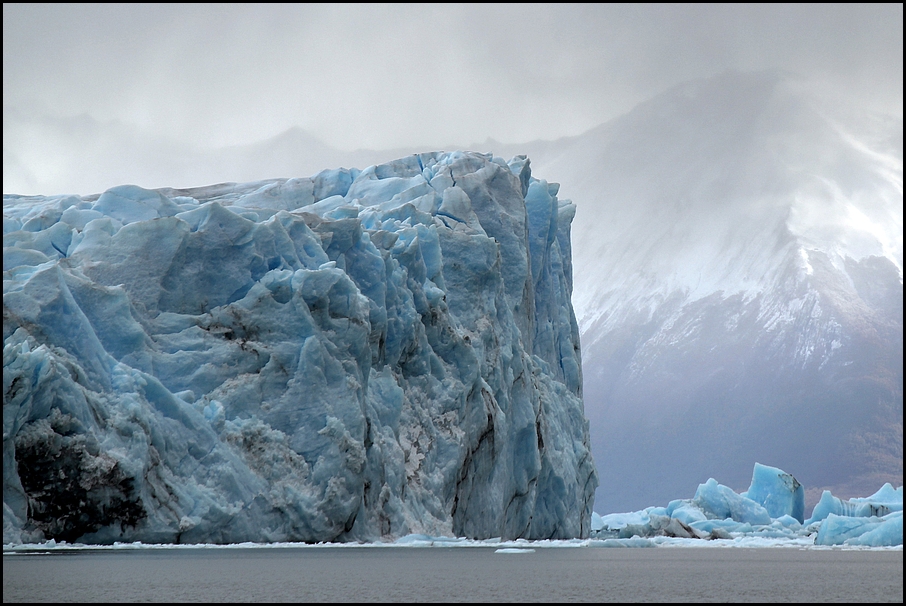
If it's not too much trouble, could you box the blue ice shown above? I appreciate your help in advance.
[3,152,597,545]
[591,463,902,547]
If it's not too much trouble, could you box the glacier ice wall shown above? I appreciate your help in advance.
[3,151,596,544]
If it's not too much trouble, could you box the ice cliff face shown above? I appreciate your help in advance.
[3,151,596,544]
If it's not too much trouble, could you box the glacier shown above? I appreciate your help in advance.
[591,463,903,547]
[5,462,899,551]
[3,151,597,545]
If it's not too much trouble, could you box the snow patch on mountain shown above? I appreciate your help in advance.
[511,70,902,514]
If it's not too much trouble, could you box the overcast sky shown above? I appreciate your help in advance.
[5,4,902,147]
[3,3,903,194]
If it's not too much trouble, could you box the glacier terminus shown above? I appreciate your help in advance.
[3,151,597,545]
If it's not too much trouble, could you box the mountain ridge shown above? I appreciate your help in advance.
[515,70,902,513]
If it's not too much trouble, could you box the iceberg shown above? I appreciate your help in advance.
[740,462,805,523]
[591,463,902,547]
[816,511,903,547]
[3,151,597,545]
[692,478,773,526]
[806,484,903,524]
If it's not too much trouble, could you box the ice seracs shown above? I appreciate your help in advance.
[806,483,903,524]
[3,151,597,545]
[592,463,903,547]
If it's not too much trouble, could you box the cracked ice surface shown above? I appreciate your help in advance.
[3,151,596,545]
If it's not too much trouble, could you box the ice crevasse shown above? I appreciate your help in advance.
[3,151,597,545]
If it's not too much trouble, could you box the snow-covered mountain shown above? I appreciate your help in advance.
[512,70,903,514]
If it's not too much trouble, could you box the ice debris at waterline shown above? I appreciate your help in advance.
[591,463,903,547]
[3,151,597,545]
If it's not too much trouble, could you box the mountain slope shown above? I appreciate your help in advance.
[514,70,903,513]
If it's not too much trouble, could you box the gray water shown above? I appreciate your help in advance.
[3,546,903,603]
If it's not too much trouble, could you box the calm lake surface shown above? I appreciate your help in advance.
[4,546,903,603]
